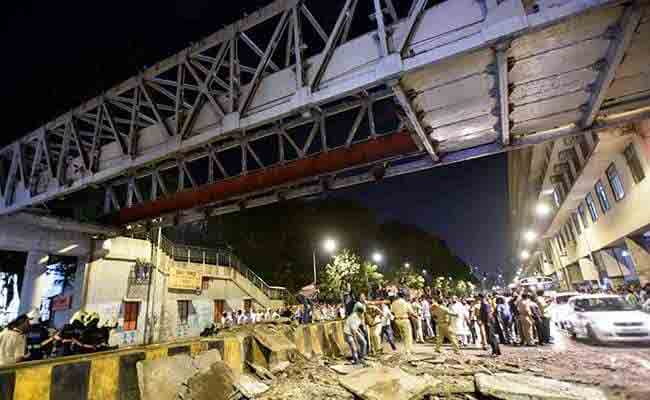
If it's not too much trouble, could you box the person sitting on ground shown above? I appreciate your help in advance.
[344,303,368,365]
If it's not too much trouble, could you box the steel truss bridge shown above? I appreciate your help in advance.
[1,0,649,228]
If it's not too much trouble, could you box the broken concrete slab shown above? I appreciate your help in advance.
[329,363,360,375]
[193,349,222,373]
[430,375,475,395]
[137,354,198,400]
[475,373,609,400]
[137,350,225,400]
[338,366,435,400]
[181,361,235,400]
[235,373,270,398]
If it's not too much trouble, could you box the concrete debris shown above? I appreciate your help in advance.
[329,363,360,375]
[430,375,476,395]
[137,350,225,400]
[338,366,436,400]
[137,354,198,400]
[181,361,236,400]
[235,374,270,398]
[247,361,276,382]
[475,372,609,400]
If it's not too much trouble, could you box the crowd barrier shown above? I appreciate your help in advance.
[0,321,347,400]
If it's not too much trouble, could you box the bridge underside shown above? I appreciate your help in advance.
[1,0,649,228]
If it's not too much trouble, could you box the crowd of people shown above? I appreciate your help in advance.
[331,287,569,365]
[0,310,116,366]
[3,282,649,367]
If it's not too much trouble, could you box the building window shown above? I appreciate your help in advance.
[624,143,645,183]
[594,179,611,213]
[585,192,598,222]
[606,163,625,201]
[123,301,140,331]
[577,203,589,228]
[572,213,582,235]
[178,300,192,325]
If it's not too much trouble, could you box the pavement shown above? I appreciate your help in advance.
[255,324,650,400]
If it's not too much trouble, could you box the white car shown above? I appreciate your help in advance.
[549,291,580,329]
[566,294,650,344]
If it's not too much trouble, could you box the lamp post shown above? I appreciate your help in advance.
[313,238,337,283]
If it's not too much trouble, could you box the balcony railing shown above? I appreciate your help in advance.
[154,233,287,301]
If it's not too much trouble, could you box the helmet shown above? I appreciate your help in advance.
[70,311,88,324]
[84,312,100,326]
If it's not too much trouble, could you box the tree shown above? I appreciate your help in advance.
[319,250,384,301]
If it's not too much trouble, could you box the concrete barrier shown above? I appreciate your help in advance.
[0,321,345,399]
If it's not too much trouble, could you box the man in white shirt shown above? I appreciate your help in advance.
[421,297,434,339]
[249,309,257,324]
[344,304,367,364]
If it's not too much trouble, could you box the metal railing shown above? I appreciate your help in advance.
[155,233,287,301]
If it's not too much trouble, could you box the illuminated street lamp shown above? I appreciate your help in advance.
[404,262,410,269]
[313,238,338,283]
[520,250,530,260]
[372,252,383,263]
[536,202,551,217]
[523,230,537,243]
[323,238,337,253]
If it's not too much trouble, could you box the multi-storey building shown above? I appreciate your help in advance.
[509,120,650,290]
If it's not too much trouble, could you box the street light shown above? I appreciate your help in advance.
[404,262,410,269]
[323,238,337,253]
[313,238,338,283]
[535,202,551,217]
[520,250,530,260]
[523,230,537,243]
[372,252,383,263]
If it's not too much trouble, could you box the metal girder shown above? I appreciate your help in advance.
[581,2,642,127]
[1,0,645,219]
[398,0,428,55]
[393,84,439,161]
[239,10,290,115]
[495,43,511,146]
[308,0,355,91]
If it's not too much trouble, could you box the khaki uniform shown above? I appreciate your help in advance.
[517,299,534,345]
[431,302,460,353]
[391,298,414,354]
[364,305,383,354]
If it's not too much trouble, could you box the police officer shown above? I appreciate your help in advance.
[391,291,416,356]
[364,303,383,355]
[431,299,460,354]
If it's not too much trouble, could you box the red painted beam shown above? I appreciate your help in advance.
[114,131,417,225]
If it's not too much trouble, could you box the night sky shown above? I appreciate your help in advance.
[1,0,509,273]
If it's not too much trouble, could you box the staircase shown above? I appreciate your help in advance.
[154,234,288,308]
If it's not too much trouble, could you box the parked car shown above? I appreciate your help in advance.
[549,291,580,329]
[566,294,650,344]
[517,276,556,292]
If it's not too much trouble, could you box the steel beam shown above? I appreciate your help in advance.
[495,44,511,146]
[393,84,438,161]
[582,2,641,128]
[398,0,428,55]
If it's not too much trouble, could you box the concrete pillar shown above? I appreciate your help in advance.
[625,237,650,285]
[18,251,49,315]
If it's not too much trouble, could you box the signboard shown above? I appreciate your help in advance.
[51,295,72,311]
[169,267,202,290]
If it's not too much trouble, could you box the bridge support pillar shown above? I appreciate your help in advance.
[17,251,49,315]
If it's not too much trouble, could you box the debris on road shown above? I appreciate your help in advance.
[338,366,438,400]
[475,372,608,400]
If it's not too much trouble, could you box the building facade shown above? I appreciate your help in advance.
[510,120,650,290]
[0,216,285,346]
